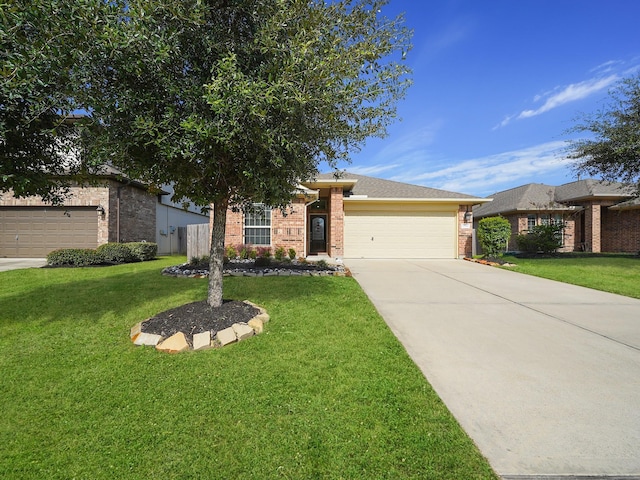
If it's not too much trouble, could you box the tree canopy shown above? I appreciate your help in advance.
[0,0,102,203]
[567,74,640,195]
[2,0,412,307]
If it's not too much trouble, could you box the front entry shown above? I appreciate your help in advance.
[309,214,327,254]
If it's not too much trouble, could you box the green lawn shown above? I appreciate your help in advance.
[502,254,640,299]
[0,257,497,479]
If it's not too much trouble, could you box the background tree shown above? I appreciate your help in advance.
[566,74,640,195]
[85,0,412,307]
[0,0,102,203]
[477,216,511,259]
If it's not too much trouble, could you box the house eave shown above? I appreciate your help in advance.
[301,179,358,189]
[344,197,489,204]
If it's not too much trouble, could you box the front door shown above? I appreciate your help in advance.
[309,215,327,254]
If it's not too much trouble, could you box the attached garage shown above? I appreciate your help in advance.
[344,203,458,259]
[0,207,98,258]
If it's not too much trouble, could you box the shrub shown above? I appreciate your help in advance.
[97,243,137,264]
[256,246,272,259]
[316,259,329,269]
[274,246,286,262]
[288,248,296,260]
[238,244,252,260]
[127,242,157,261]
[477,216,511,258]
[248,248,257,260]
[225,244,237,259]
[516,223,564,254]
[47,248,102,267]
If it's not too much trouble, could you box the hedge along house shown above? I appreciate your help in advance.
[472,179,640,253]
[213,172,490,259]
[0,166,208,257]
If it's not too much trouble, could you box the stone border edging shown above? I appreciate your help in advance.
[130,300,270,353]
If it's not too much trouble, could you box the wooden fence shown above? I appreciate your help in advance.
[186,224,210,260]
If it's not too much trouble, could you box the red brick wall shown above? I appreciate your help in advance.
[329,187,344,258]
[602,208,640,252]
[458,205,473,257]
[271,199,306,257]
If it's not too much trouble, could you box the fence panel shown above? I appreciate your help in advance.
[187,224,210,260]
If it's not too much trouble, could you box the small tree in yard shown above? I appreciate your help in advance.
[81,0,412,308]
[477,217,511,259]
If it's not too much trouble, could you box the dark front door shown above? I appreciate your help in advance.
[309,215,327,254]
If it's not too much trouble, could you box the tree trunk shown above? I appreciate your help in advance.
[207,197,229,308]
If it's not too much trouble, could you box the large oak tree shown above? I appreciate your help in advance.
[84,0,411,307]
[567,74,640,195]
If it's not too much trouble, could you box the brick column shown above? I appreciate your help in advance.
[585,204,601,253]
[329,187,344,258]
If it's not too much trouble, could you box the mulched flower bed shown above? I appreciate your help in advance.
[141,300,259,347]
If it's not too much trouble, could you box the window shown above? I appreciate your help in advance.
[527,214,536,230]
[244,204,271,245]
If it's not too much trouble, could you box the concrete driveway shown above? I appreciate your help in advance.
[0,258,47,272]
[346,259,640,479]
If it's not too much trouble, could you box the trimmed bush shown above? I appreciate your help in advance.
[288,248,296,260]
[274,246,286,262]
[97,243,136,264]
[47,248,102,267]
[126,242,157,261]
[477,216,511,258]
[516,224,564,254]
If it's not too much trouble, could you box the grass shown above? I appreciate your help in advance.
[0,256,497,479]
[502,254,640,299]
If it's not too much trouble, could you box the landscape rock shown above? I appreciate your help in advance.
[217,327,237,346]
[193,331,212,351]
[232,323,254,341]
[134,332,163,346]
[156,332,189,353]
[248,318,264,334]
[130,322,142,341]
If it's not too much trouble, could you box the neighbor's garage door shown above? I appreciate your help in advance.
[0,207,98,257]
[344,207,457,258]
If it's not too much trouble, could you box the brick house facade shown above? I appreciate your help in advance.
[212,173,487,259]
[473,180,640,254]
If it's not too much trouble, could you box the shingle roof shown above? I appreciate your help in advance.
[474,179,636,218]
[473,183,566,217]
[312,172,480,200]
[555,179,633,201]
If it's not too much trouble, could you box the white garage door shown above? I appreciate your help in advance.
[0,207,98,257]
[344,209,457,259]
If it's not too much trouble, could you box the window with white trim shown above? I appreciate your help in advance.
[244,204,272,245]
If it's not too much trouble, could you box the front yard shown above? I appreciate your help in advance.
[0,257,497,479]
[502,254,640,299]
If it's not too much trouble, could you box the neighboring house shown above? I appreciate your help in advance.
[473,179,640,253]
[214,172,489,259]
[0,167,208,257]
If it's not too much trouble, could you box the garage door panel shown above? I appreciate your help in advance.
[345,210,456,259]
[0,207,98,257]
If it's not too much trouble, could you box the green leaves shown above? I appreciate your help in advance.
[567,74,640,195]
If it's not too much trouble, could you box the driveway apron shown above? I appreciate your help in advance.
[346,259,640,479]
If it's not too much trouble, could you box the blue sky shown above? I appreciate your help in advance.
[337,0,640,197]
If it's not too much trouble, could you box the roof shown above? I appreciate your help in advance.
[554,179,633,202]
[474,179,636,218]
[609,197,640,211]
[473,183,568,217]
[308,172,484,201]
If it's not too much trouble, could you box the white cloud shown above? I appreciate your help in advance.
[390,141,573,196]
[517,75,618,120]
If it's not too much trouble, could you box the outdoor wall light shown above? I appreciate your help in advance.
[96,205,106,217]
[464,209,472,223]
